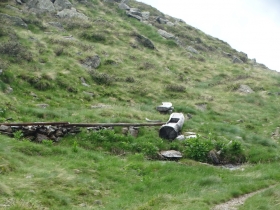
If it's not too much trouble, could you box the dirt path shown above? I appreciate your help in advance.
[212,186,274,210]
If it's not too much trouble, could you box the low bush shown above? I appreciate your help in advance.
[80,31,106,43]
[0,41,33,62]
[166,84,186,92]
[89,70,115,86]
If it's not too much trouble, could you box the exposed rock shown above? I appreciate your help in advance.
[135,34,155,49]
[158,29,175,39]
[129,8,142,16]
[166,21,175,27]
[16,0,23,5]
[186,46,199,54]
[128,126,139,137]
[156,17,168,24]
[126,10,142,21]
[141,11,150,20]
[36,104,49,108]
[0,125,12,133]
[57,8,88,20]
[35,133,49,143]
[83,91,95,97]
[238,84,254,94]
[0,13,27,28]
[80,77,90,87]
[5,86,13,94]
[118,2,130,10]
[159,150,182,160]
[5,5,21,12]
[54,0,72,11]
[208,149,220,165]
[27,0,56,12]
[82,55,101,69]
[195,103,207,111]
[232,56,243,64]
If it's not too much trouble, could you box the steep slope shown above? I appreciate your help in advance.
[1,0,280,209]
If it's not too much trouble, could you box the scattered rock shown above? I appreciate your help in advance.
[186,46,199,54]
[134,34,155,49]
[82,55,101,69]
[176,135,185,141]
[126,10,142,21]
[5,86,13,94]
[232,56,243,64]
[158,29,175,39]
[166,21,175,27]
[156,17,168,24]
[36,104,49,108]
[54,0,72,11]
[83,91,95,97]
[0,13,27,28]
[195,103,207,111]
[118,2,130,10]
[238,84,254,94]
[27,0,56,13]
[57,8,88,20]
[159,150,182,160]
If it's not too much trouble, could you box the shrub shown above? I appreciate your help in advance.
[0,41,33,62]
[89,70,115,86]
[125,76,135,83]
[166,84,186,92]
[80,31,106,42]
[184,136,213,162]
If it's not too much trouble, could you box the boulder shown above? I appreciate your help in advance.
[0,13,27,28]
[54,0,72,11]
[141,11,150,20]
[118,2,130,10]
[56,8,88,20]
[126,10,142,21]
[159,150,182,160]
[82,55,101,69]
[238,84,254,94]
[156,17,168,24]
[135,34,155,49]
[186,46,199,54]
[158,29,175,39]
[27,0,55,12]
[166,21,175,27]
[232,56,243,64]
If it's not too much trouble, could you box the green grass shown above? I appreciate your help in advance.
[1,0,280,208]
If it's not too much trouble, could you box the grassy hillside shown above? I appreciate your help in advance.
[1,0,280,209]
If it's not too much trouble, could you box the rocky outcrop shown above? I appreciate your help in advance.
[134,34,155,49]
[158,29,175,39]
[0,13,27,28]
[238,84,254,94]
[232,56,243,64]
[82,55,101,69]
[56,8,88,20]
[27,0,56,12]
[54,0,72,11]
[186,46,199,54]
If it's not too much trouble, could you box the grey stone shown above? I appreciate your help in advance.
[135,34,155,49]
[238,84,254,94]
[186,46,198,54]
[118,2,130,10]
[0,13,27,28]
[166,21,175,26]
[156,17,168,24]
[232,56,243,64]
[160,150,182,158]
[141,11,150,20]
[54,0,72,11]
[158,29,175,39]
[27,0,55,12]
[82,55,101,69]
[126,11,142,21]
[56,8,88,20]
